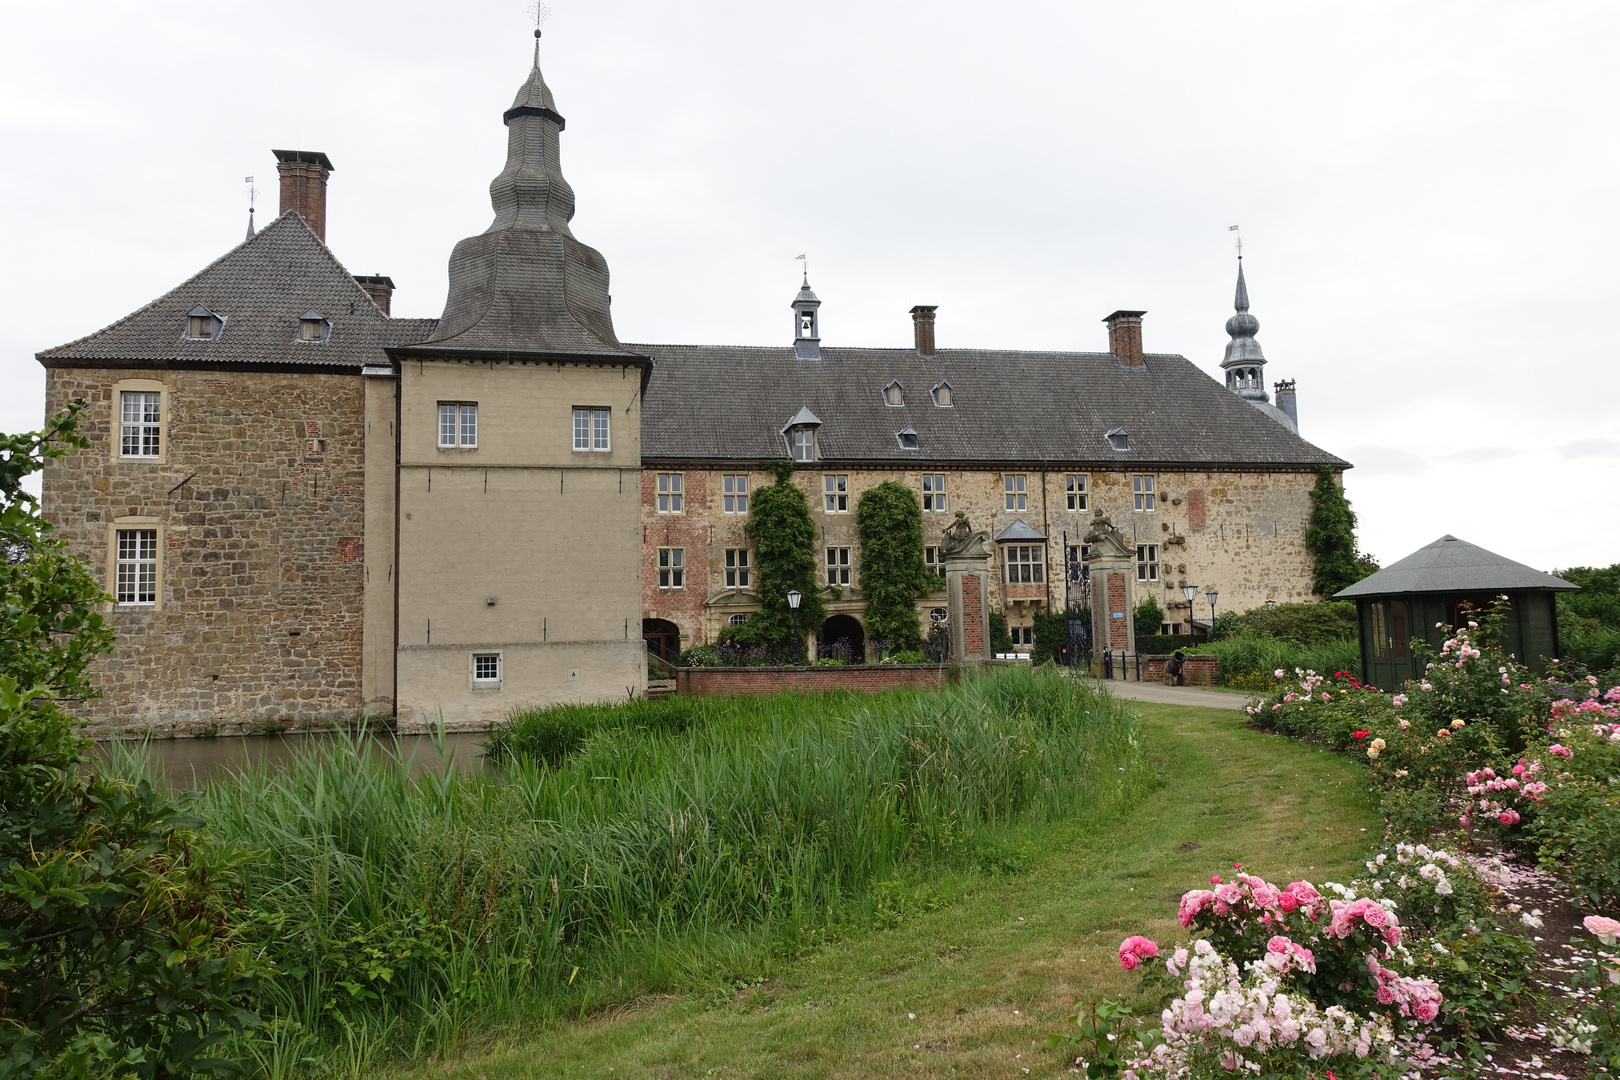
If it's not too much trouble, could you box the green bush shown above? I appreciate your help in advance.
[1234,601,1357,645]
[988,612,1014,656]
[742,462,826,656]
[1133,595,1164,642]
[855,481,934,652]
[1031,609,1076,665]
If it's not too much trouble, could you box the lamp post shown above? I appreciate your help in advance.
[1182,583,1199,647]
[1206,588,1220,642]
[786,589,802,665]
[1266,599,1277,610]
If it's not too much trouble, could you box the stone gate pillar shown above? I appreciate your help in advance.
[1082,510,1137,668]
[938,512,994,665]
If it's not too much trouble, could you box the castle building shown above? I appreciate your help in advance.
[35,45,1347,733]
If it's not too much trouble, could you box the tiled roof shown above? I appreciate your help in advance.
[1335,536,1577,598]
[36,211,421,369]
[632,344,1350,468]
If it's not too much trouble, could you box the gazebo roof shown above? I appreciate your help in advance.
[1334,535,1578,599]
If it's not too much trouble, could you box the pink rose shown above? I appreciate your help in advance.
[1119,951,1140,971]
[1414,1001,1439,1023]
[1585,915,1620,945]
[1360,903,1390,929]
[1275,891,1299,913]
[1120,935,1159,959]
[1266,935,1292,954]
[1498,809,1520,826]
[1383,925,1402,947]
[1548,744,1573,759]
[1375,985,1395,1005]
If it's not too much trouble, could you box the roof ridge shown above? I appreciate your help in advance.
[623,342,1191,361]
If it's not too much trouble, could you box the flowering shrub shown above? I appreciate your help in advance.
[1564,915,1620,1070]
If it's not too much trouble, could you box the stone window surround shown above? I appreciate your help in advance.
[1064,473,1089,512]
[110,379,169,464]
[107,517,163,611]
[722,474,749,514]
[470,650,502,691]
[1003,473,1028,511]
[658,547,685,589]
[656,473,685,514]
[826,546,852,586]
[724,548,751,589]
[921,472,947,512]
[1133,473,1157,511]
[823,474,849,513]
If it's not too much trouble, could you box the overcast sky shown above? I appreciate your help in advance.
[3,1,1616,576]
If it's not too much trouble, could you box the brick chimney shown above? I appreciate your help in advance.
[354,275,395,315]
[910,305,938,356]
[1103,310,1147,366]
[272,149,335,241]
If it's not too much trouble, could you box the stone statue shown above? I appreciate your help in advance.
[939,511,990,557]
[1082,508,1127,551]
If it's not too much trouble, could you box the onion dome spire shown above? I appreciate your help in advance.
[419,35,630,357]
[1220,257,1267,402]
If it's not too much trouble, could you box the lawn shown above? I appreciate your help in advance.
[392,701,1379,1080]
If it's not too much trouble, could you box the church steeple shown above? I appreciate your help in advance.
[1219,258,1267,401]
[419,34,629,357]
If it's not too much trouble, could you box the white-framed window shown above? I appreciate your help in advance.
[573,407,610,451]
[656,473,684,513]
[1066,543,1092,580]
[723,474,749,514]
[824,474,849,513]
[724,548,751,589]
[472,652,501,686]
[1004,474,1027,511]
[657,547,685,589]
[929,607,949,624]
[1065,473,1089,511]
[1137,544,1159,582]
[1133,474,1156,511]
[792,427,816,462]
[1009,626,1034,647]
[120,391,162,458]
[438,403,477,448]
[925,545,946,578]
[826,546,851,586]
[922,473,947,512]
[115,528,159,605]
[1003,544,1044,584]
[728,613,750,626]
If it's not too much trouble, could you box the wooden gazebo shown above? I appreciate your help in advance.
[1334,535,1577,690]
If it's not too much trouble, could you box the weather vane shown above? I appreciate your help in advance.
[1229,223,1242,259]
[529,3,551,35]
[795,253,808,284]
[244,175,257,239]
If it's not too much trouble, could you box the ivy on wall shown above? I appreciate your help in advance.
[854,480,936,653]
[737,461,826,656]
[1306,465,1370,598]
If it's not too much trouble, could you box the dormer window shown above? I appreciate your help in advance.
[896,427,918,451]
[185,304,221,341]
[884,381,905,407]
[932,381,953,407]
[792,427,816,462]
[298,309,330,343]
[1105,427,1130,451]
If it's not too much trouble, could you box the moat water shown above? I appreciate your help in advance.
[93,730,496,788]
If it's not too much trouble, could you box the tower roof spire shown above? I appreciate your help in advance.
[1220,255,1267,402]
[416,39,630,358]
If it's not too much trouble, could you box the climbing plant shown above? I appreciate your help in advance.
[1305,465,1371,598]
[855,481,935,654]
[740,461,825,657]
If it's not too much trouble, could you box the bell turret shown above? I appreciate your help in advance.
[791,270,821,360]
[1220,260,1267,401]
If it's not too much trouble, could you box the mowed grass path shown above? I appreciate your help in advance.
[397,701,1377,1080]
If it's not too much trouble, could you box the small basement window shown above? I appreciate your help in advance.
[185,304,222,341]
[896,428,918,450]
[932,381,953,407]
[472,652,501,686]
[298,309,330,343]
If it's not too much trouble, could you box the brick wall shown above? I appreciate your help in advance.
[962,573,984,654]
[1107,572,1129,648]
[675,664,950,696]
[41,367,367,735]
[641,468,712,653]
[1139,653,1218,686]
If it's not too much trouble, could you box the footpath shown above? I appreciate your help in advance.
[1090,679,1255,711]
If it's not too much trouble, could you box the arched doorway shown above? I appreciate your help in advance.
[642,618,681,664]
[819,614,866,664]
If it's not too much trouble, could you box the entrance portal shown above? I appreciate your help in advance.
[642,618,681,664]
[818,614,866,663]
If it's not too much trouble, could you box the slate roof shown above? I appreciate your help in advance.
[632,344,1350,468]
[994,518,1048,542]
[37,211,421,370]
[1334,536,1578,599]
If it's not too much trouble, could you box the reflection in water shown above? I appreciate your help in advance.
[93,730,497,790]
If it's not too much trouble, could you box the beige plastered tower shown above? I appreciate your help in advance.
[373,43,650,728]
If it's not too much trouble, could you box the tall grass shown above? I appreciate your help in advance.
[1189,633,1361,688]
[107,667,1146,1073]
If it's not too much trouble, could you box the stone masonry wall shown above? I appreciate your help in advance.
[674,663,949,696]
[641,464,1326,650]
[41,367,367,736]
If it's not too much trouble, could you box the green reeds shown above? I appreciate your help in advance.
[109,668,1146,1072]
